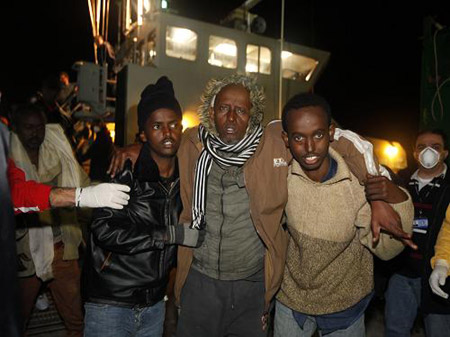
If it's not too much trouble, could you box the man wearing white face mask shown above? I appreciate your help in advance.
[385,129,450,337]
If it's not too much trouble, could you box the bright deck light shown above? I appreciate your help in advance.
[106,123,116,143]
[182,112,199,131]
[384,144,399,159]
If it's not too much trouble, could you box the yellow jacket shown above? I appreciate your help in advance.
[432,204,450,275]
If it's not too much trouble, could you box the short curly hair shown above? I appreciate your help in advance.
[198,74,265,136]
[282,93,331,132]
[11,103,47,129]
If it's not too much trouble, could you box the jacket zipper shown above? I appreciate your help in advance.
[243,167,262,238]
[243,160,271,303]
[218,172,226,279]
[159,177,180,276]
[100,252,112,272]
[160,193,169,278]
[158,177,180,228]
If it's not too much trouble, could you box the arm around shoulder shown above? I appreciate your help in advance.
[331,129,382,184]
[177,127,199,224]
[359,187,414,260]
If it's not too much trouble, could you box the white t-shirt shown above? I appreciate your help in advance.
[411,164,447,191]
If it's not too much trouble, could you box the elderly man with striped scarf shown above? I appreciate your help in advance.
[109,74,413,337]
[171,74,404,337]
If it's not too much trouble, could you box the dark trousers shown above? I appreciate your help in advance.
[19,243,83,337]
[176,268,267,337]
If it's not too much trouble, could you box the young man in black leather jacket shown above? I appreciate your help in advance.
[82,76,205,337]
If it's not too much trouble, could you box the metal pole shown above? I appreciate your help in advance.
[278,0,285,118]
[87,0,97,36]
[87,0,98,63]
[117,1,122,46]
[102,0,106,37]
[96,0,101,38]
[106,0,111,41]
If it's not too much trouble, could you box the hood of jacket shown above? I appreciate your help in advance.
[198,74,265,137]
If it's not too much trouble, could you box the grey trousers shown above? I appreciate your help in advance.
[176,268,267,337]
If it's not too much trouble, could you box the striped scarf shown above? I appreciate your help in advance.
[191,124,264,229]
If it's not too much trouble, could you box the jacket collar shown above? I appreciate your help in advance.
[185,124,266,157]
[411,163,447,182]
[184,126,204,153]
[134,142,179,183]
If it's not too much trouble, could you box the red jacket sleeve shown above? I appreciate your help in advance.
[7,158,52,214]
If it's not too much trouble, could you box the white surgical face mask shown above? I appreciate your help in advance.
[419,147,440,169]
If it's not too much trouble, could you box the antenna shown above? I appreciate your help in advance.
[278,0,285,118]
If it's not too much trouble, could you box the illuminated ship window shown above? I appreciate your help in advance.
[166,26,198,61]
[246,45,271,75]
[208,36,237,69]
[281,51,319,82]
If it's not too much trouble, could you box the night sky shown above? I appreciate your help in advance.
[1,0,448,151]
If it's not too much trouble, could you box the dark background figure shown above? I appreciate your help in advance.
[33,75,63,124]
[56,71,77,113]
[0,122,21,337]
[32,75,74,144]
[384,129,450,336]
[95,35,116,77]
[77,122,114,182]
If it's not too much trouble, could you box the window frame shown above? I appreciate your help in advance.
[165,25,198,62]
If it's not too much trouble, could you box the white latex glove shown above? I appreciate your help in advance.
[429,259,449,299]
[76,183,131,209]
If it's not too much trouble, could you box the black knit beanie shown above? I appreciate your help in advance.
[137,76,182,131]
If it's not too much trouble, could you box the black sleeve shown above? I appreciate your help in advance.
[90,161,169,254]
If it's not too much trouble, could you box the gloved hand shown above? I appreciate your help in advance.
[429,259,449,299]
[168,223,206,248]
[76,183,131,209]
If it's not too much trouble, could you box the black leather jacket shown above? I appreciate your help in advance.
[82,147,181,307]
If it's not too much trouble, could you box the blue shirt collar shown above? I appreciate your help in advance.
[321,155,338,182]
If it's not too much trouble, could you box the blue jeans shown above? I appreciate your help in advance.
[424,312,450,337]
[385,273,450,337]
[274,300,365,337]
[84,301,165,337]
